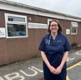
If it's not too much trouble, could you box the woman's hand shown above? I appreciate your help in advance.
[54,66,62,74]
[49,65,56,74]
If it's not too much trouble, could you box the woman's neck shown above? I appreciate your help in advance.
[51,32,58,40]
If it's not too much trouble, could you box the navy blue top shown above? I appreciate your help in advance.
[39,33,71,54]
[39,33,71,68]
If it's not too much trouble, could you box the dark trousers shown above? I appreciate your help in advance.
[44,68,66,80]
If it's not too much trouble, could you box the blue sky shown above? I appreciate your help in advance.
[8,0,81,17]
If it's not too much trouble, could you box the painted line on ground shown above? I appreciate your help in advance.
[66,61,81,80]
[67,61,81,70]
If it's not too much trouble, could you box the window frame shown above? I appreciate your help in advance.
[47,19,53,25]
[5,13,28,38]
[71,22,78,35]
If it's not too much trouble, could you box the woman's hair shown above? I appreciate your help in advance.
[47,19,63,34]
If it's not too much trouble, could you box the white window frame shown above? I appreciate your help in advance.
[71,22,78,35]
[5,13,28,38]
[47,19,53,25]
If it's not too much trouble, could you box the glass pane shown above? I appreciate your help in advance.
[8,16,25,22]
[7,24,26,37]
[72,27,77,33]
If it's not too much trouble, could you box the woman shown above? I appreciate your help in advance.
[39,20,71,80]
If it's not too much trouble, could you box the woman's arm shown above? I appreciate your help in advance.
[55,51,68,74]
[60,51,68,68]
[41,51,56,73]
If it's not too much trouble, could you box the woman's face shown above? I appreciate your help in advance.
[50,21,59,33]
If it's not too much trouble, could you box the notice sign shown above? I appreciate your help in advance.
[66,29,70,35]
[0,28,6,38]
[28,22,48,29]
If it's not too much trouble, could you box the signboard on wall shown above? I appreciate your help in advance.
[66,29,70,35]
[28,22,48,29]
[0,28,6,38]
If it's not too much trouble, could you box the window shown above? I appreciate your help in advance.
[47,19,53,25]
[5,13,28,38]
[71,22,78,35]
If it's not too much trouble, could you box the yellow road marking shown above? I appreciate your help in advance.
[66,75,70,80]
[67,61,81,70]
[78,62,81,66]
[66,61,81,80]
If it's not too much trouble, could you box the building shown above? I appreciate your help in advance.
[0,0,81,65]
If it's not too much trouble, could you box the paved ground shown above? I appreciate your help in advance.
[0,49,81,80]
[67,61,81,80]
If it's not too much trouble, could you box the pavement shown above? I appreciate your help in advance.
[0,49,81,80]
[67,61,81,80]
